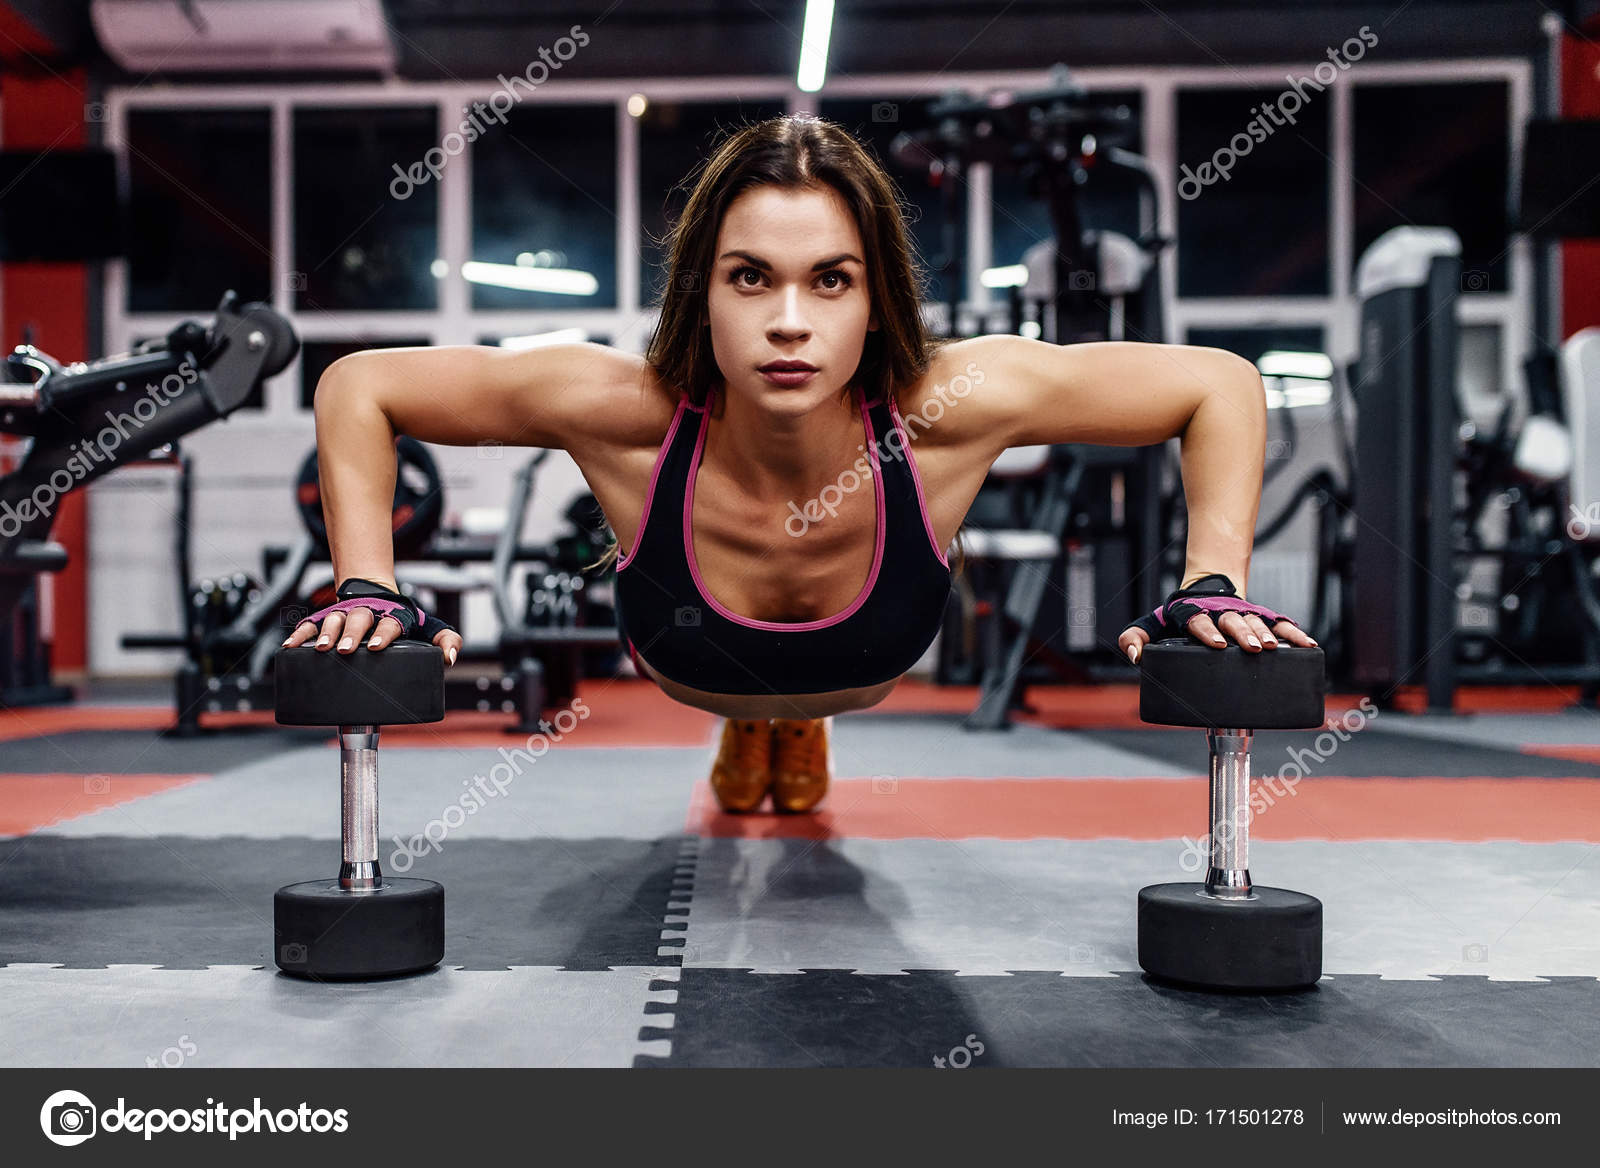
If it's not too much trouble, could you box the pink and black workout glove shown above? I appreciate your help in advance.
[1126,572,1300,643]
[302,577,457,645]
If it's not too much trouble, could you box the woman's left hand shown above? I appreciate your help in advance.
[1117,573,1318,665]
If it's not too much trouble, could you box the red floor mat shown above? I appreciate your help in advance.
[687,775,1600,843]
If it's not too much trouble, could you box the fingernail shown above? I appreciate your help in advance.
[368,636,382,648]
[446,647,457,665]
[316,635,329,647]
[1211,635,1225,645]
[1308,639,1320,646]
[338,637,353,651]
[1247,635,1260,648]
[1129,645,1140,665]
[281,638,291,647]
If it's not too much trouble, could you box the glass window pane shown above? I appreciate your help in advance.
[471,104,617,311]
[1177,87,1330,297]
[293,107,439,311]
[298,338,431,410]
[990,91,1145,271]
[818,97,954,306]
[1353,82,1509,293]
[477,333,612,348]
[639,99,786,307]
[126,109,272,313]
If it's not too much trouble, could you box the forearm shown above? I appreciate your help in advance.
[1177,371,1267,596]
[312,367,400,593]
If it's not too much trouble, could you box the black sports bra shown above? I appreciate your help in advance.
[612,383,953,695]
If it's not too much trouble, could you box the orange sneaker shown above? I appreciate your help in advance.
[771,716,832,813]
[709,718,774,812]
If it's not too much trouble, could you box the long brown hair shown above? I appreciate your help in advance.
[592,113,966,578]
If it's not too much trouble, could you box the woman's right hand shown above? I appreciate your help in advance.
[281,576,462,665]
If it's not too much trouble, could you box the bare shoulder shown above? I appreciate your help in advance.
[536,344,680,455]
[890,334,1023,461]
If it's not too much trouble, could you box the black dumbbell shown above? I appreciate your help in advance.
[1136,641,1327,991]
[272,641,446,979]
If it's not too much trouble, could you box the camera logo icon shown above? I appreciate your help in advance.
[286,271,308,292]
[280,941,309,965]
[280,605,308,629]
[1460,270,1489,292]
[674,606,701,628]
[40,1090,97,1146]
[1462,943,1489,963]
[83,775,111,795]
[1068,269,1096,291]
[871,102,898,123]
[675,271,702,292]
[477,439,504,460]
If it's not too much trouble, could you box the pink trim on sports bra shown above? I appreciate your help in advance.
[616,394,702,572]
[682,383,887,630]
[888,393,952,570]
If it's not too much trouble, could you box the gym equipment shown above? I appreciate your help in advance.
[126,445,619,734]
[273,640,445,979]
[489,452,622,732]
[897,66,1171,723]
[1136,641,1327,991]
[294,435,444,559]
[1344,226,1600,708]
[1348,226,1463,710]
[0,292,298,702]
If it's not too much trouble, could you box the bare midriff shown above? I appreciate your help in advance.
[634,655,899,720]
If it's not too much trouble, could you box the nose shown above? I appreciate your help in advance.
[766,284,811,343]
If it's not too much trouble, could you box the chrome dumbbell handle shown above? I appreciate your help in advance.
[1205,728,1254,900]
[338,724,382,891]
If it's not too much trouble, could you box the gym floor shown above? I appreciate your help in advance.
[3,674,1598,1068]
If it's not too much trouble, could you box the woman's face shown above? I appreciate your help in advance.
[705,183,877,412]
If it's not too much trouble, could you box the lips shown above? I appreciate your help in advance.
[759,361,817,373]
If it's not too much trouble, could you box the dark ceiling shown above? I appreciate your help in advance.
[5,0,1598,81]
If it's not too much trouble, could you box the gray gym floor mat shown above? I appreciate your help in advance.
[0,836,689,971]
[0,727,323,775]
[679,838,1600,981]
[0,964,680,1067]
[1365,710,1600,749]
[1072,727,1600,777]
[826,717,1190,778]
[23,746,708,842]
[638,968,1600,1067]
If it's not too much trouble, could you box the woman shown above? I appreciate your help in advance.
[284,114,1315,814]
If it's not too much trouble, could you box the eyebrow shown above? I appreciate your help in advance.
[718,250,864,271]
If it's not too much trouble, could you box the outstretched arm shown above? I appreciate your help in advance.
[946,334,1315,657]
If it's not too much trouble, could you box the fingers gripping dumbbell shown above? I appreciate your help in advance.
[272,641,446,979]
[1136,641,1327,991]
